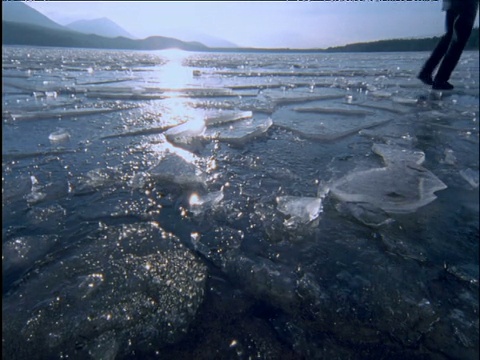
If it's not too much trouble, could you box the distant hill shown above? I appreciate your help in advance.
[1,2,208,52]
[2,20,208,51]
[324,31,479,52]
[66,18,136,39]
[2,1,66,31]
[159,28,238,48]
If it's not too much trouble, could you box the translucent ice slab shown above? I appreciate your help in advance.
[149,151,206,189]
[372,143,425,166]
[354,100,413,114]
[3,234,59,285]
[205,117,273,146]
[276,195,323,228]
[9,106,132,121]
[273,113,391,141]
[164,119,206,152]
[189,190,224,215]
[459,168,479,188]
[293,106,375,116]
[331,165,447,213]
[267,92,346,107]
[204,110,253,126]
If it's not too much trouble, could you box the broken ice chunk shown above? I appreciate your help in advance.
[206,117,272,146]
[164,119,206,152]
[149,152,206,189]
[293,106,375,116]
[189,190,224,215]
[330,163,447,214]
[459,168,479,188]
[276,196,323,228]
[204,111,253,126]
[335,202,394,228]
[9,107,133,121]
[372,143,425,166]
[274,113,390,141]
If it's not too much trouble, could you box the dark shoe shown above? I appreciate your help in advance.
[432,81,454,90]
[417,72,433,85]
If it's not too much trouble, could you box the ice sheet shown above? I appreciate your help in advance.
[205,117,273,146]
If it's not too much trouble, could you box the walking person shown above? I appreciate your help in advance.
[418,0,479,90]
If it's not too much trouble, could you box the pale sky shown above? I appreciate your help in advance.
[26,1,479,49]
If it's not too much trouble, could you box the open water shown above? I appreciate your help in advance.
[2,46,479,359]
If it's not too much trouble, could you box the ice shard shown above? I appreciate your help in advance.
[189,189,224,215]
[149,151,206,189]
[204,110,253,126]
[164,119,206,152]
[273,113,390,141]
[276,196,323,228]
[330,144,447,214]
[205,117,272,146]
[371,143,425,166]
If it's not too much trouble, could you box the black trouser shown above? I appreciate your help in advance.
[421,6,478,82]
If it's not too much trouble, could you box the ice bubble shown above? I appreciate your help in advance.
[276,196,323,228]
[48,128,70,143]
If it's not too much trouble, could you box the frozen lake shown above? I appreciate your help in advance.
[2,46,479,359]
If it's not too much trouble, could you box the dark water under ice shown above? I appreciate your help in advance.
[2,46,479,359]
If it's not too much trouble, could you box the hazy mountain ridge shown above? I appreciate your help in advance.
[2,2,208,51]
[2,21,208,51]
[2,0,66,31]
[65,18,136,39]
[324,32,479,52]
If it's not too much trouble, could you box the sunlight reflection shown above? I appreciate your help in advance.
[158,49,193,90]
[149,135,200,164]
[143,50,207,162]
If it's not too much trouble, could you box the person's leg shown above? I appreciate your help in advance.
[418,10,456,84]
[433,9,478,88]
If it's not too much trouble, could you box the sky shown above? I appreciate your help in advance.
[26,1,479,49]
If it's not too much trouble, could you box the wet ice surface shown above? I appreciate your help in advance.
[2,47,479,359]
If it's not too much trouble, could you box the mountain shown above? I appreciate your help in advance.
[2,20,209,51]
[66,18,136,39]
[324,31,479,52]
[157,28,237,48]
[1,2,208,51]
[2,1,66,31]
[175,32,237,48]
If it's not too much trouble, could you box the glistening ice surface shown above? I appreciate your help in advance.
[2,46,479,359]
